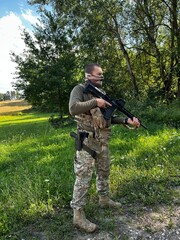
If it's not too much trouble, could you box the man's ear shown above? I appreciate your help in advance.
[85,73,92,79]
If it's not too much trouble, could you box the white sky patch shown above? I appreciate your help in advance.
[0,12,25,93]
[22,9,39,26]
[0,10,38,93]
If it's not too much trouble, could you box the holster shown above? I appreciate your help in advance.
[70,131,96,159]
[77,131,89,151]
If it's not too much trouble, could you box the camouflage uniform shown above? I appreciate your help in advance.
[69,82,124,210]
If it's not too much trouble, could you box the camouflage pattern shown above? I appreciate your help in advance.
[70,133,110,209]
[90,107,107,129]
[69,82,124,210]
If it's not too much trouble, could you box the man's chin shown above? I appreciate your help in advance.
[94,81,103,88]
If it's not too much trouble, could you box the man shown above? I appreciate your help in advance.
[69,63,140,233]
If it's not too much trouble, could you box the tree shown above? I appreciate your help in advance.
[12,10,77,114]
[14,0,179,110]
[28,0,140,96]
[130,0,180,99]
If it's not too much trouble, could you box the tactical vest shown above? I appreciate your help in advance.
[75,83,111,145]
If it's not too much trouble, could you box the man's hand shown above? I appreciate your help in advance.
[96,98,112,108]
[127,117,141,128]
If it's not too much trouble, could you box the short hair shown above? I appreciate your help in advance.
[85,63,101,74]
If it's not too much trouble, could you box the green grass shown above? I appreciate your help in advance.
[110,125,179,204]
[0,112,75,237]
[0,110,179,239]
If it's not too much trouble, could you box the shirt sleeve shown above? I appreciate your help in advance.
[69,84,97,115]
[111,115,125,124]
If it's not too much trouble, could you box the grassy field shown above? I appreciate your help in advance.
[0,100,179,239]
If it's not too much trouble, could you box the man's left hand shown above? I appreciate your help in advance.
[127,117,141,128]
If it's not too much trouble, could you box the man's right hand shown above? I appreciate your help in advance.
[96,98,112,108]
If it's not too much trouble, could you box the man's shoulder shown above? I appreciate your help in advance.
[72,83,85,92]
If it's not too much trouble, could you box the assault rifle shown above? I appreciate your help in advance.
[84,81,147,130]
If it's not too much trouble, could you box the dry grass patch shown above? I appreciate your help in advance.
[0,100,32,115]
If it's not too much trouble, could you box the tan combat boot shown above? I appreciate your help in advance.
[73,208,97,233]
[99,195,121,208]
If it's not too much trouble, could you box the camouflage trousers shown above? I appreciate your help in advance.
[70,140,110,210]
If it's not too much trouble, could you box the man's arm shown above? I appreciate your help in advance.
[111,115,141,128]
[69,85,97,115]
[111,116,125,124]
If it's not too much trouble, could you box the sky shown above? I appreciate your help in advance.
[0,0,39,93]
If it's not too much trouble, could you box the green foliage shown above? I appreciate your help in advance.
[48,114,74,129]
[142,99,180,128]
[12,0,180,114]
[11,11,78,113]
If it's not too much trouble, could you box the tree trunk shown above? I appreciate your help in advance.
[114,16,139,96]
[177,78,180,98]
[162,0,180,98]
[172,0,180,98]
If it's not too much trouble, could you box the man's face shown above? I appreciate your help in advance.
[89,66,104,87]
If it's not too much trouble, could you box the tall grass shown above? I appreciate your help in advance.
[0,112,75,236]
[110,125,179,204]
[0,102,179,238]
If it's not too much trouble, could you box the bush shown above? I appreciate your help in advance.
[144,99,180,128]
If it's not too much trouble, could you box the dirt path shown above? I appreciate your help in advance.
[8,189,180,240]
[73,203,180,240]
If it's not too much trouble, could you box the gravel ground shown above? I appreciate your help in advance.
[117,205,180,240]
